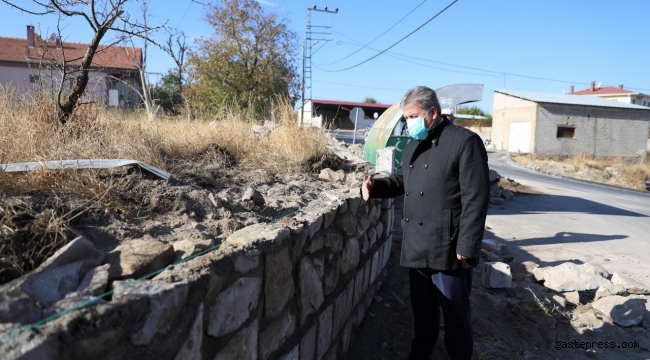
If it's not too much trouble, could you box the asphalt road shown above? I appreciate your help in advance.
[486,151,650,284]
[331,129,366,145]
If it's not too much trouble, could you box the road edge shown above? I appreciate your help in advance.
[502,152,650,196]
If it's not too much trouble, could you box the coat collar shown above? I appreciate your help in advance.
[424,118,450,141]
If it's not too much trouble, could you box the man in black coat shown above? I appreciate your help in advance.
[361,86,490,360]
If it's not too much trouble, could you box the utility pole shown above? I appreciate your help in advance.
[301,5,338,126]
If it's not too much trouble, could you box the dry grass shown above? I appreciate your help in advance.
[0,87,332,282]
[0,87,331,193]
[511,153,650,190]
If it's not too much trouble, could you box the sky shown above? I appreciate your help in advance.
[1,0,649,113]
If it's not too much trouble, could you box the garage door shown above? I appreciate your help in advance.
[509,122,531,153]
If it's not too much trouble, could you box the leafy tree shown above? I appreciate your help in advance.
[152,70,184,113]
[364,97,378,103]
[185,0,299,114]
[455,105,493,122]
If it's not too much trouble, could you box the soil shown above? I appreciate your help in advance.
[0,136,371,285]
[347,187,650,360]
[2,137,649,360]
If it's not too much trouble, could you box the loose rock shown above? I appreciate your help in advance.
[611,272,650,295]
[542,263,610,292]
[592,295,646,327]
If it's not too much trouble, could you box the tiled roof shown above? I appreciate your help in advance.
[495,89,650,110]
[570,86,636,95]
[0,37,141,71]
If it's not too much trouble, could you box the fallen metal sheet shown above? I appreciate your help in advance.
[0,159,170,181]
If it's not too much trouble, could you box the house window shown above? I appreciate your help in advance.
[632,99,636,104]
[29,75,39,83]
[557,125,576,139]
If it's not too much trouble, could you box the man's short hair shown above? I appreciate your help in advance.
[400,86,442,115]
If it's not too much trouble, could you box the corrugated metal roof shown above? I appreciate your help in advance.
[311,99,392,109]
[495,89,650,111]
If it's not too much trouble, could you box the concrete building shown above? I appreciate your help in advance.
[569,81,650,108]
[298,99,391,129]
[492,89,650,158]
[0,25,141,108]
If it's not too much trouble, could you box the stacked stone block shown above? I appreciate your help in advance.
[0,194,394,360]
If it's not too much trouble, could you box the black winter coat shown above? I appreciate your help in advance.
[370,119,490,270]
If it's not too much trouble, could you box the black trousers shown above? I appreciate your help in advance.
[407,267,473,360]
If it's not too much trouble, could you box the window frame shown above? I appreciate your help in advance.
[556,124,576,139]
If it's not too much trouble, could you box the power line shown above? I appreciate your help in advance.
[324,33,650,91]
[322,40,502,78]
[312,79,407,91]
[320,0,428,66]
[324,0,459,72]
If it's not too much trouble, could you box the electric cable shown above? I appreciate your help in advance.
[323,0,459,72]
[320,0,428,66]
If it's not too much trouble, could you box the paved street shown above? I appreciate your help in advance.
[331,129,366,145]
[486,151,650,284]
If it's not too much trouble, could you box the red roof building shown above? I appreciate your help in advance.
[0,25,142,108]
[569,81,650,108]
[298,99,392,129]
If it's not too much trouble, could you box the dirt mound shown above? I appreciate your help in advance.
[0,146,364,286]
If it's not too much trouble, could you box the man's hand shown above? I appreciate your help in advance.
[457,254,468,261]
[362,175,374,201]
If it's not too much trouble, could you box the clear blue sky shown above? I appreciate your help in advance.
[1,0,649,113]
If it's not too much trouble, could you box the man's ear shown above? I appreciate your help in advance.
[429,107,438,119]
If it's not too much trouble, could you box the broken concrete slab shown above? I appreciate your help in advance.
[594,283,627,301]
[564,291,580,306]
[481,262,512,289]
[592,295,646,327]
[481,239,507,255]
[542,263,610,292]
[611,272,650,295]
[583,263,610,279]
[532,267,547,282]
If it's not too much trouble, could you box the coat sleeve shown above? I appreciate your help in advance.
[456,134,490,258]
[367,165,405,199]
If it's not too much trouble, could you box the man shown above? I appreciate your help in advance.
[361,86,489,360]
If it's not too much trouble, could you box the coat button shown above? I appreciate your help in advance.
[405,219,409,223]
[418,221,423,226]
[406,192,409,196]
[424,164,428,169]
[419,191,424,196]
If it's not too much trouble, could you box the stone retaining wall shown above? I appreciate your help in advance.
[1,192,395,360]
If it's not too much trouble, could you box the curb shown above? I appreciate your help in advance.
[504,153,650,196]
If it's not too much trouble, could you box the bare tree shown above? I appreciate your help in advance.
[166,31,187,94]
[0,0,165,124]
